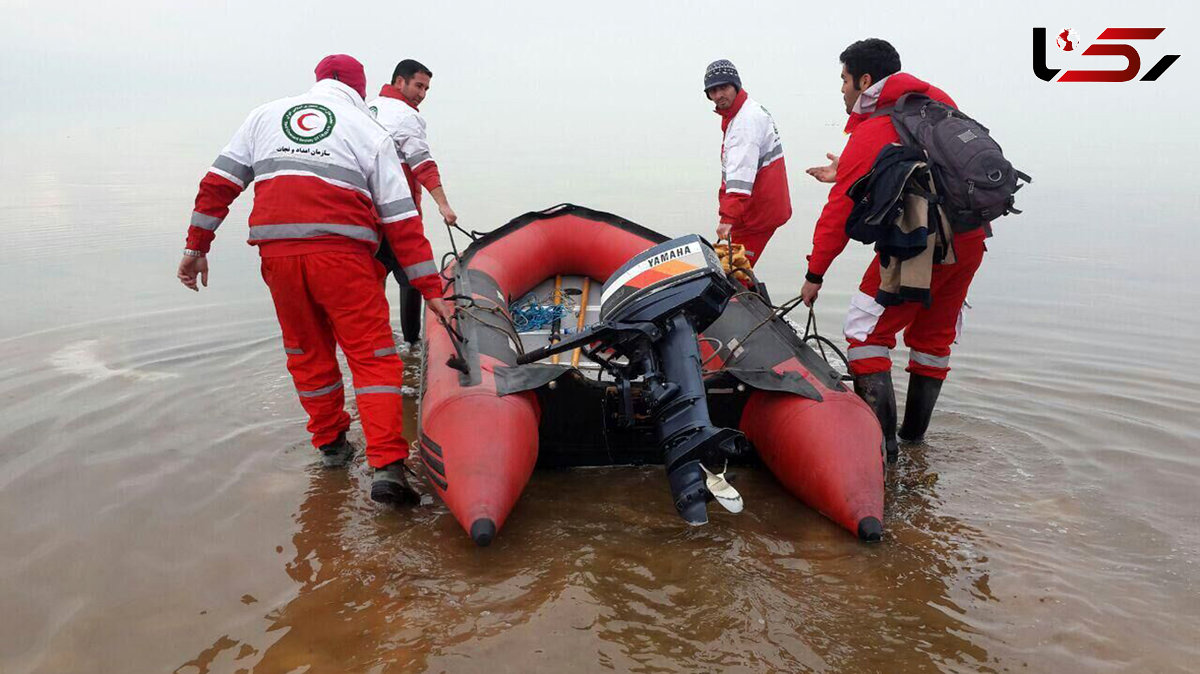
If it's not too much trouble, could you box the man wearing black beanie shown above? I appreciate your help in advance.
[703,59,792,266]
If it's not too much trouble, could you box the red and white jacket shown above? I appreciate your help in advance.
[368,85,443,214]
[717,89,792,232]
[185,79,442,299]
[805,73,985,279]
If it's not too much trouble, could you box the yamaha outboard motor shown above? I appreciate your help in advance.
[517,235,747,524]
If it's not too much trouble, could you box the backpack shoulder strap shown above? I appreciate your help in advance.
[884,93,923,147]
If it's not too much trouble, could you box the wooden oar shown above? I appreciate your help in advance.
[550,275,563,364]
[571,278,590,368]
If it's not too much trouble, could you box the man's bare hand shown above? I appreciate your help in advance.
[801,280,821,307]
[805,153,840,183]
[716,222,732,241]
[427,297,455,323]
[439,203,458,227]
[177,255,209,292]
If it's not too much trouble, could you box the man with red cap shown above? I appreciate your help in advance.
[703,59,792,266]
[176,54,453,506]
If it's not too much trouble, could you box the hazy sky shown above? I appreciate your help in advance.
[1,0,1197,276]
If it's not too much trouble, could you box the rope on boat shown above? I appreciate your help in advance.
[439,221,482,282]
[509,289,579,332]
[447,293,527,356]
[435,221,525,366]
[721,291,805,354]
[435,225,848,378]
[711,293,850,379]
[801,307,852,380]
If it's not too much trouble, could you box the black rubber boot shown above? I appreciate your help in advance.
[899,373,944,444]
[853,371,899,463]
[370,461,421,507]
[318,431,356,468]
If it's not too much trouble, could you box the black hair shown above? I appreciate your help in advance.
[392,59,433,84]
[839,39,901,88]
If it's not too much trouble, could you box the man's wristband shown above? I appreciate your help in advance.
[183,249,206,258]
[805,271,824,284]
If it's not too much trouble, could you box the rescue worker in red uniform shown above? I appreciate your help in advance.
[800,39,986,462]
[370,59,457,229]
[369,58,458,344]
[175,54,453,505]
[704,60,792,265]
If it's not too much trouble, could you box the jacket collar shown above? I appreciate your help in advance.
[716,89,749,131]
[844,72,933,134]
[311,79,370,114]
[378,84,419,110]
[851,75,890,115]
[843,75,890,134]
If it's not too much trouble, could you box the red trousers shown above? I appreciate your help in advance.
[730,227,776,267]
[843,236,985,381]
[261,252,409,468]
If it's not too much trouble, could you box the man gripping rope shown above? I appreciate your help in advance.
[800,39,987,462]
[369,59,458,344]
[176,54,453,505]
[704,59,792,265]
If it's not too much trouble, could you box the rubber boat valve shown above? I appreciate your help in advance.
[516,235,748,525]
[470,518,497,547]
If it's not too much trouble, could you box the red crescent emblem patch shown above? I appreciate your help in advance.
[297,113,318,131]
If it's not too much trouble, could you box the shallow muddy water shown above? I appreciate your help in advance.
[2,10,1199,666]
[1,180,1196,672]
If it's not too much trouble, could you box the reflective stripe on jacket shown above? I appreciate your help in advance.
[369,85,443,212]
[186,79,442,298]
[717,89,792,232]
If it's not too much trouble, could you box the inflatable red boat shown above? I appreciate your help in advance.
[418,205,884,545]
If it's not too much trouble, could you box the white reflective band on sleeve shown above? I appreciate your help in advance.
[725,179,754,193]
[373,346,398,358]
[297,381,343,397]
[910,351,950,369]
[403,260,438,279]
[284,347,304,355]
[190,212,223,231]
[377,198,416,219]
[212,154,254,186]
[248,223,379,244]
[380,210,419,225]
[406,150,432,166]
[758,144,784,168]
[208,167,245,189]
[848,345,890,361]
[354,385,405,395]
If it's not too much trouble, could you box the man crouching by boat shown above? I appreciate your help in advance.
[175,54,453,506]
[704,59,792,265]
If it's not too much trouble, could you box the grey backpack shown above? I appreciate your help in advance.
[878,93,1031,232]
